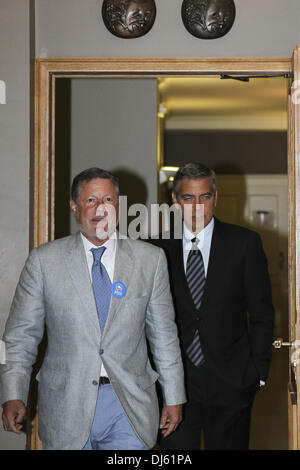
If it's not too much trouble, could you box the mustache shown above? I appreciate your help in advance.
[90,215,108,222]
[77,223,113,240]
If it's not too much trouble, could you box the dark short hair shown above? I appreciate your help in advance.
[173,163,217,198]
[71,167,120,202]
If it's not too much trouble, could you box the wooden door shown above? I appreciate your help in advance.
[286,45,300,450]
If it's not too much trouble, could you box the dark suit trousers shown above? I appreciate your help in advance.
[159,362,256,450]
[159,399,253,450]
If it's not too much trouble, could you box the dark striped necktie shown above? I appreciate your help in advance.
[185,237,205,367]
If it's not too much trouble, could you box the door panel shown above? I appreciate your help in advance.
[288,45,300,449]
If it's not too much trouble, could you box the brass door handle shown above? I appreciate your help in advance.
[273,338,294,349]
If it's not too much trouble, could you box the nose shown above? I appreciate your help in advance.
[196,197,204,205]
[192,201,203,216]
[96,203,107,215]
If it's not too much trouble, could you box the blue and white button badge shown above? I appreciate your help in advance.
[111,282,127,299]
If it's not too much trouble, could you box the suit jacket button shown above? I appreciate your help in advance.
[100,349,104,355]
[92,380,98,386]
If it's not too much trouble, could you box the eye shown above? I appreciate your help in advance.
[103,195,114,204]
[199,193,212,201]
[86,197,97,206]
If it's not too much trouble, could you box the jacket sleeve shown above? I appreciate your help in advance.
[145,248,187,406]
[0,248,46,405]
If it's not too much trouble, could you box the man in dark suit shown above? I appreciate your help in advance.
[150,162,274,450]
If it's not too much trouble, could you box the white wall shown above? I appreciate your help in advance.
[70,78,157,236]
[0,0,30,450]
[35,0,300,58]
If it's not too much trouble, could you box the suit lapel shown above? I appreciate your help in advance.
[65,232,101,337]
[170,238,197,312]
[103,237,134,332]
[200,218,226,308]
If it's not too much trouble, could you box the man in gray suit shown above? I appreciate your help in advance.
[0,167,186,450]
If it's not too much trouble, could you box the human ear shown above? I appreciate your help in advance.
[172,191,178,206]
[70,200,77,214]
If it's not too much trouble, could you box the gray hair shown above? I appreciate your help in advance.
[173,162,217,197]
[71,167,120,202]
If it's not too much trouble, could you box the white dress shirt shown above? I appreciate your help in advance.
[182,217,215,275]
[81,232,117,378]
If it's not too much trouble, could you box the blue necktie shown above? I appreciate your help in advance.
[185,237,205,367]
[90,247,112,332]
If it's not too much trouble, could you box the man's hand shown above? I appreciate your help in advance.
[159,404,182,438]
[2,400,26,434]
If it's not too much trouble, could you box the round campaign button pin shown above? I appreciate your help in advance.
[111,282,127,299]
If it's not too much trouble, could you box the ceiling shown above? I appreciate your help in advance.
[158,77,288,132]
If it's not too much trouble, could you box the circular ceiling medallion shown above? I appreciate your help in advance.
[102,0,156,39]
[181,0,236,39]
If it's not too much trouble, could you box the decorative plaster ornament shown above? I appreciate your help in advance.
[181,0,236,39]
[102,0,156,38]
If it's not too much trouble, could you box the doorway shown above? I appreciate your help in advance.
[54,74,289,449]
[31,57,297,450]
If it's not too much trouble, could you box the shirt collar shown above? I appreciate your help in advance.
[80,230,117,256]
[183,217,214,247]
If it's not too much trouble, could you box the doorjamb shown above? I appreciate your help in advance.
[31,57,292,450]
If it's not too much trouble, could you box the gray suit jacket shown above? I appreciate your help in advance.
[0,232,186,449]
